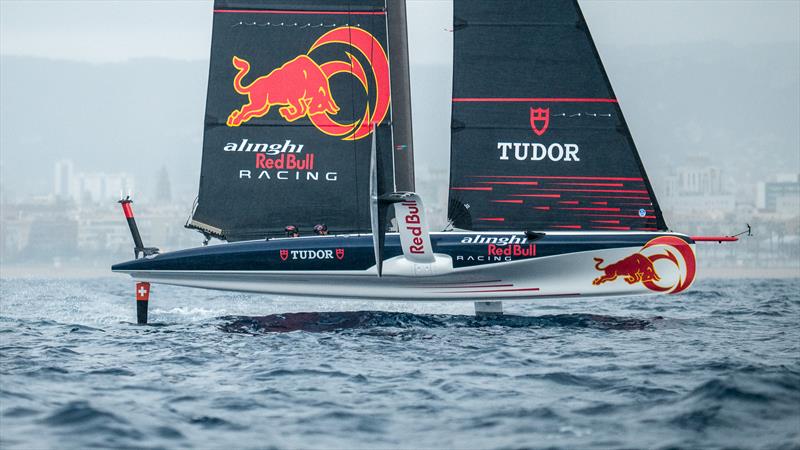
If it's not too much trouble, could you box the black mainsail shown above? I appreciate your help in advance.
[189,0,413,241]
[447,0,667,232]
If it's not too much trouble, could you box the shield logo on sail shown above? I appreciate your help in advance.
[279,249,289,261]
[530,107,550,136]
[335,248,345,260]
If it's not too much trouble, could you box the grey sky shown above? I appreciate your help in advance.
[1,0,798,207]
[1,1,798,63]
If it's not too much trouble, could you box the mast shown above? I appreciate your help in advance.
[386,0,415,192]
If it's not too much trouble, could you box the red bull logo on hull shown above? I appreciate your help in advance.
[593,253,660,286]
[227,27,390,141]
[592,236,696,294]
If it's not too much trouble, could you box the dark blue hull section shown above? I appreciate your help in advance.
[112,232,690,273]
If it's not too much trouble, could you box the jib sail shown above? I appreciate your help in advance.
[447,0,667,232]
[190,0,411,241]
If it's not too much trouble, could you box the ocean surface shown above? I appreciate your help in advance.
[0,277,798,449]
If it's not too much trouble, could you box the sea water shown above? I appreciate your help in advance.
[0,277,798,449]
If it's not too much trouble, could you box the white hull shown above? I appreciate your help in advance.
[117,241,696,301]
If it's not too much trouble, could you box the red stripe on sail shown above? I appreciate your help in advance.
[582,214,657,219]
[451,187,492,191]
[574,195,652,200]
[470,175,643,181]
[477,181,539,186]
[214,9,386,15]
[530,188,650,194]
[558,201,579,205]
[533,206,551,210]
[491,199,524,204]
[591,201,609,205]
[478,217,505,222]
[551,225,582,229]
[592,220,620,224]
[560,207,621,212]
[553,182,625,187]
[592,226,631,231]
[453,98,618,103]
[511,194,561,198]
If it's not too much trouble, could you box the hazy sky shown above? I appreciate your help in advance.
[2,0,799,64]
[1,0,798,207]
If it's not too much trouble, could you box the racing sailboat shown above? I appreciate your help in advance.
[113,0,733,323]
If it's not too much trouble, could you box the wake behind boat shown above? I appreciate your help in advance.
[113,0,737,323]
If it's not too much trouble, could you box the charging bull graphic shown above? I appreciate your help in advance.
[593,253,660,286]
[227,27,390,141]
[227,55,339,126]
[592,236,696,294]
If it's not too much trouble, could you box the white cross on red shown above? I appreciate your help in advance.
[136,282,151,301]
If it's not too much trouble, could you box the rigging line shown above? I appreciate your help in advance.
[731,224,753,238]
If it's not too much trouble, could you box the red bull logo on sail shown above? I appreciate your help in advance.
[227,27,390,141]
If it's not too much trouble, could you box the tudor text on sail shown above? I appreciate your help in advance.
[497,142,580,162]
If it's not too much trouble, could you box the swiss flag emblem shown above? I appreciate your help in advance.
[279,249,289,261]
[335,248,345,260]
[135,282,150,301]
[530,107,550,136]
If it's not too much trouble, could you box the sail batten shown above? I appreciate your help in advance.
[448,0,666,232]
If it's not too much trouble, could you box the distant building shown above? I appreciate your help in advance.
[757,173,800,215]
[54,159,75,198]
[662,157,735,216]
[75,172,135,205]
[155,166,172,204]
[52,160,135,205]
